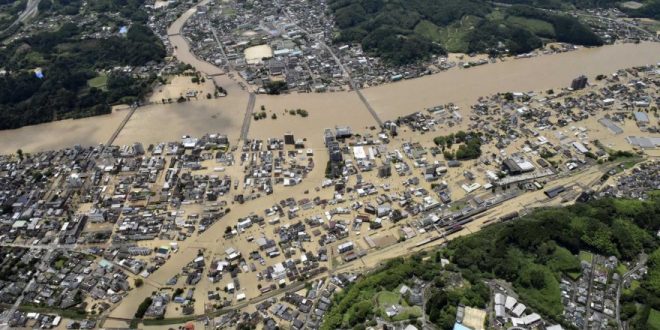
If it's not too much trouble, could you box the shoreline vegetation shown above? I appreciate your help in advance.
[0,0,164,130]
[328,0,606,64]
[0,0,658,130]
[321,194,660,329]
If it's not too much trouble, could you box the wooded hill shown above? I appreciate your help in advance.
[328,0,658,64]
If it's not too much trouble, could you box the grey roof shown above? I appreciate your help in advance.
[633,112,650,123]
[627,136,660,149]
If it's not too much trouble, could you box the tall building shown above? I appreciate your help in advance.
[284,132,295,145]
[378,164,392,178]
[571,75,588,90]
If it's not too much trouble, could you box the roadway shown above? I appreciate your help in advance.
[240,93,256,141]
[168,0,256,142]
[104,104,137,150]
[615,254,648,329]
[209,23,256,142]
[275,1,384,127]
[1,0,40,38]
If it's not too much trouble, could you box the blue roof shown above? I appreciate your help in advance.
[119,26,128,34]
[98,259,113,269]
[453,323,473,330]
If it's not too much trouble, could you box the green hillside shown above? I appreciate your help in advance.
[322,194,660,329]
[328,0,615,64]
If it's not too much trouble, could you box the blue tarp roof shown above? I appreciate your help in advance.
[453,323,473,330]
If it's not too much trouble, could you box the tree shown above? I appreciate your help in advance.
[134,278,144,288]
[16,149,23,161]
[135,297,153,318]
[529,269,546,289]
[264,81,288,95]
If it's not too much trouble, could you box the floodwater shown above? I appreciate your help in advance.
[1,8,659,155]
[251,92,379,146]
[362,42,660,119]
[113,97,248,147]
[0,109,125,154]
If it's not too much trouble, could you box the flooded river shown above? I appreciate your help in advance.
[363,42,660,119]
[0,4,658,155]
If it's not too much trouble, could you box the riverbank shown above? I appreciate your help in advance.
[0,42,658,155]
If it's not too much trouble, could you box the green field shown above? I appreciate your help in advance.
[414,20,443,42]
[567,271,582,280]
[648,308,660,330]
[87,74,109,90]
[376,291,401,306]
[616,263,629,276]
[506,16,556,37]
[374,289,422,321]
[391,306,423,321]
[414,16,483,53]
[516,264,564,317]
[221,7,236,16]
[624,279,640,296]
[438,15,482,53]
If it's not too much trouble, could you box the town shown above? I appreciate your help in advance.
[177,0,658,93]
[0,0,659,329]
[0,61,657,329]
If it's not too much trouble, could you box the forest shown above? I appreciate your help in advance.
[322,194,660,329]
[445,194,659,325]
[0,20,164,129]
[327,0,610,64]
[627,0,660,20]
[0,0,25,31]
[37,0,150,22]
[0,0,163,130]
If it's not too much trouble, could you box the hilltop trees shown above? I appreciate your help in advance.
[328,0,603,64]
[0,22,164,129]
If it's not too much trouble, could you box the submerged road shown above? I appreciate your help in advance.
[208,23,256,141]
[105,104,137,149]
[240,93,256,141]
[274,0,384,127]
[166,0,256,142]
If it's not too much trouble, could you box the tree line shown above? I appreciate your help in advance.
[0,21,164,129]
[322,194,660,329]
[328,0,607,64]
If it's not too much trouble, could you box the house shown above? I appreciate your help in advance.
[335,126,352,139]
[385,305,402,317]
[511,313,541,327]
[504,296,517,310]
[511,303,526,317]
[544,185,565,198]
[634,112,650,127]
[572,142,589,154]
[337,241,354,254]
[502,158,534,175]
